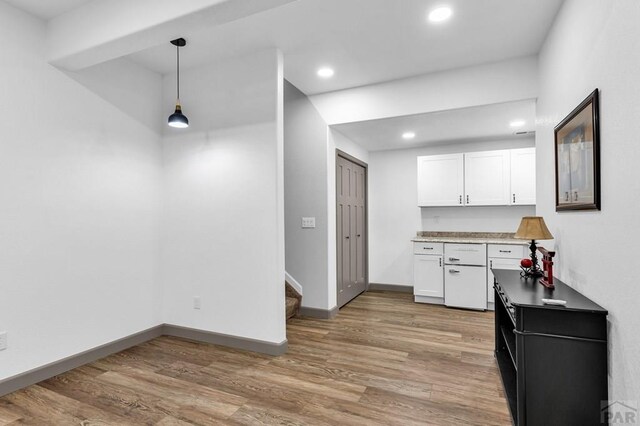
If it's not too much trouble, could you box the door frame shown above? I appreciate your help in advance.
[336,149,369,308]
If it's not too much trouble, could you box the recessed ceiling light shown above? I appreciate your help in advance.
[510,120,526,128]
[402,132,416,140]
[428,7,453,23]
[317,67,335,78]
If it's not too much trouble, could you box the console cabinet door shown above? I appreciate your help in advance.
[464,150,511,206]
[413,255,444,298]
[417,154,464,207]
[510,148,536,205]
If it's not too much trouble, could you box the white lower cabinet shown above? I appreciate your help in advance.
[487,244,526,309]
[413,243,444,302]
[413,242,527,310]
[444,265,487,310]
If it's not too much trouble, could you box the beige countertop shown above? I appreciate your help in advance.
[411,231,527,245]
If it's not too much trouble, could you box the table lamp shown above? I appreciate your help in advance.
[515,216,554,278]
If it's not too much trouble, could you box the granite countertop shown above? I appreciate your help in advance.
[411,231,527,245]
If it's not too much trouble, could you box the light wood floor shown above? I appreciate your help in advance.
[0,291,510,425]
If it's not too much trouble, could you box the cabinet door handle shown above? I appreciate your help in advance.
[513,194,516,203]
[490,260,493,268]
[565,191,569,201]
[466,195,469,204]
[574,191,578,201]
[357,234,361,237]
[448,257,460,262]
[345,236,350,239]
[449,269,460,274]
[459,195,462,204]
[439,258,442,267]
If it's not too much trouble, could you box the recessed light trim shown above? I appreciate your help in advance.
[510,120,526,128]
[428,7,453,23]
[402,132,416,140]
[317,67,335,78]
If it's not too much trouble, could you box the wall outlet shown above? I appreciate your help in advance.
[0,332,7,351]
[302,217,316,229]
[193,296,201,310]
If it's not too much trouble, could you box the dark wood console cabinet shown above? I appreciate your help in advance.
[492,269,608,426]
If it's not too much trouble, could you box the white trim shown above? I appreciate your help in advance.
[285,271,303,295]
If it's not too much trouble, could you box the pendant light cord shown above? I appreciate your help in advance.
[176,43,180,103]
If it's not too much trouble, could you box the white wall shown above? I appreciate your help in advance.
[369,138,535,286]
[310,56,538,125]
[537,0,640,402]
[283,81,330,310]
[66,57,164,133]
[0,3,163,380]
[331,129,370,165]
[160,50,286,344]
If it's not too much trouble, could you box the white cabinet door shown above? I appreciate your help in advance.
[510,148,536,205]
[487,257,522,304]
[413,255,444,298]
[444,265,487,310]
[417,154,464,207]
[464,150,511,206]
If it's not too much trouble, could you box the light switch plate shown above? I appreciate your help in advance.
[0,332,7,351]
[302,217,316,229]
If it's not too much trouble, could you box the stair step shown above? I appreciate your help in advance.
[286,296,300,320]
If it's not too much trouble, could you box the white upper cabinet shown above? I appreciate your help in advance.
[417,148,536,207]
[510,147,536,205]
[417,154,464,207]
[464,150,511,206]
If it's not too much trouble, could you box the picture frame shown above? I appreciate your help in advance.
[554,89,601,211]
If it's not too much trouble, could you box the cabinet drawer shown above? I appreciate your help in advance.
[444,243,486,266]
[487,244,525,259]
[413,242,444,255]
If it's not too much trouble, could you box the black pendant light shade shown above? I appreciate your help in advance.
[168,104,189,128]
[168,38,189,129]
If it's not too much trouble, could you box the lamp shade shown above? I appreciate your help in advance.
[168,104,189,128]
[515,216,554,240]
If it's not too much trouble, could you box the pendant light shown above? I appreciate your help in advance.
[168,38,189,128]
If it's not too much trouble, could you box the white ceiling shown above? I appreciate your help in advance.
[331,100,536,152]
[127,0,563,94]
[3,0,92,20]
[5,0,563,95]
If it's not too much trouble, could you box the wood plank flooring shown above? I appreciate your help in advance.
[0,291,510,425]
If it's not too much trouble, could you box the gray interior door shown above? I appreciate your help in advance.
[337,155,367,308]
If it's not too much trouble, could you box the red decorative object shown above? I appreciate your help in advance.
[538,247,556,289]
[520,258,533,268]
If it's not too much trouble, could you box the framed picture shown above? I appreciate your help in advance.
[554,89,601,211]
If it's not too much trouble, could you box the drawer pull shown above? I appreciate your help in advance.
[423,247,433,250]
[448,257,460,261]
[499,250,512,253]
[449,269,460,273]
